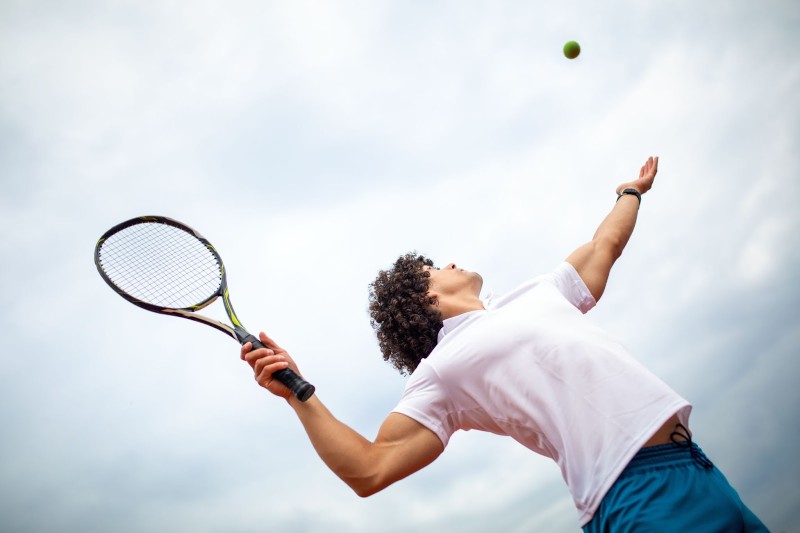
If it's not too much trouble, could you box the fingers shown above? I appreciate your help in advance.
[258,331,284,351]
[641,156,658,178]
[242,346,290,387]
[240,342,252,361]
[253,354,290,385]
[240,331,284,360]
[242,344,276,366]
[239,331,296,394]
[631,156,659,195]
[639,156,653,177]
[240,341,271,363]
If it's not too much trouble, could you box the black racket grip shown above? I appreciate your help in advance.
[245,336,315,402]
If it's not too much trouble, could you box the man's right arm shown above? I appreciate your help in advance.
[289,397,444,497]
[242,332,444,497]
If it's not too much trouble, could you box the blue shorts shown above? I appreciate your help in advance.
[583,442,768,532]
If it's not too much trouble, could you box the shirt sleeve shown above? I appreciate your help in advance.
[392,363,455,448]
[547,262,597,314]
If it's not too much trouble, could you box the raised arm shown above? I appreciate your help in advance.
[241,332,444,497]
[566,156,658,302]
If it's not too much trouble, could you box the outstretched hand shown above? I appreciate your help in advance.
[240,331,302,400]
[616,156,659,196]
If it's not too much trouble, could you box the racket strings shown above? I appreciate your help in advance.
[98,222,222,309]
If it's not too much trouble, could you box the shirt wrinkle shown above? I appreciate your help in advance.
[392,262,690,527]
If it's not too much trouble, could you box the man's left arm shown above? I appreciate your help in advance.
[566,156,658,302]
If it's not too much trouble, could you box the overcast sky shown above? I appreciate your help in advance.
[1,1,798,531]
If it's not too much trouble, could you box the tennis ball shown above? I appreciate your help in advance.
[563,40,581,59]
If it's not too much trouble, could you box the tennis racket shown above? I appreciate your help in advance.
[94,215,315,402]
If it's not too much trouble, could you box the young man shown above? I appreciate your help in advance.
[241,157,767,531]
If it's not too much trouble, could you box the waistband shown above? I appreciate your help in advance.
[621,441,714,478]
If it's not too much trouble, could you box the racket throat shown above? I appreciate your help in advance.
[233,327,259,347]
[222,289,259,347]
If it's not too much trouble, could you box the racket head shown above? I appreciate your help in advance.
[95,216,317,402]
[94,216,227,314]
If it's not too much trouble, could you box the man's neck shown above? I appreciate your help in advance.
[438,296,485,321]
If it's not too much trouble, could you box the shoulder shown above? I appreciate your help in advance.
[393,363,454,447]
[485,263,596,314]
[544,262,597,313]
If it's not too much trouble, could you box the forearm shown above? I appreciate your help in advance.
[591,194,640,259]
[286,395,443,497]
[566,193,642,301]
[287,395,380,496]
[242,337,441,497]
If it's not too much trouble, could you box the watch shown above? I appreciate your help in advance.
[617,188,642,206]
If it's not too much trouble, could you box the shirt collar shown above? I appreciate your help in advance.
[437,308,485,343]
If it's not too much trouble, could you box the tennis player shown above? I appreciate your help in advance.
[241,156,767,531]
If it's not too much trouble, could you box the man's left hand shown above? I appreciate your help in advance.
[616,156,658,195]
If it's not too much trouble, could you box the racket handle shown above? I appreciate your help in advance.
[246,336,316,402]
[273,367,316,402]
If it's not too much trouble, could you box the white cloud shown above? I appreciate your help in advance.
[1,1,798,531]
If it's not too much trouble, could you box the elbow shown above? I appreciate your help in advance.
[352,479,390,498]
[354,485,381,498]
[345,472,389,498]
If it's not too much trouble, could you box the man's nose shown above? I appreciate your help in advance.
[445,263,457,269]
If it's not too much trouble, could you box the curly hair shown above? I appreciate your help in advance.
[368,252,442,375]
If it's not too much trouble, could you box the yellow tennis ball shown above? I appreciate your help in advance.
[563,40,581,59]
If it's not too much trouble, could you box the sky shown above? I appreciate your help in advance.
[1,0,798,531]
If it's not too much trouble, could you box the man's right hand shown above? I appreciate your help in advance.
[240,331,301,400]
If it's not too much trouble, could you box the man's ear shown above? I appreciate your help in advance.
[427,291,440,306]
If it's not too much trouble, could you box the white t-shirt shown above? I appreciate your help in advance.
[392,262,691,526]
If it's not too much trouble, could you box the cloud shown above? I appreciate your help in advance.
[1,1,798,531]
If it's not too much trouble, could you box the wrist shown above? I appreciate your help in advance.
[287,391,316,410]
[616,188,641,207]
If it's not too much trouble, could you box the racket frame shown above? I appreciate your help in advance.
[94,215,315,401]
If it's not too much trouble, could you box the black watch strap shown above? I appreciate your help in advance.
[617,188,642,206]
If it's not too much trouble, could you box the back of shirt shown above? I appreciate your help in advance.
[393,262,690,526]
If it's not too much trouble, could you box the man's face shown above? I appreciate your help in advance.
[423,263,483,299]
